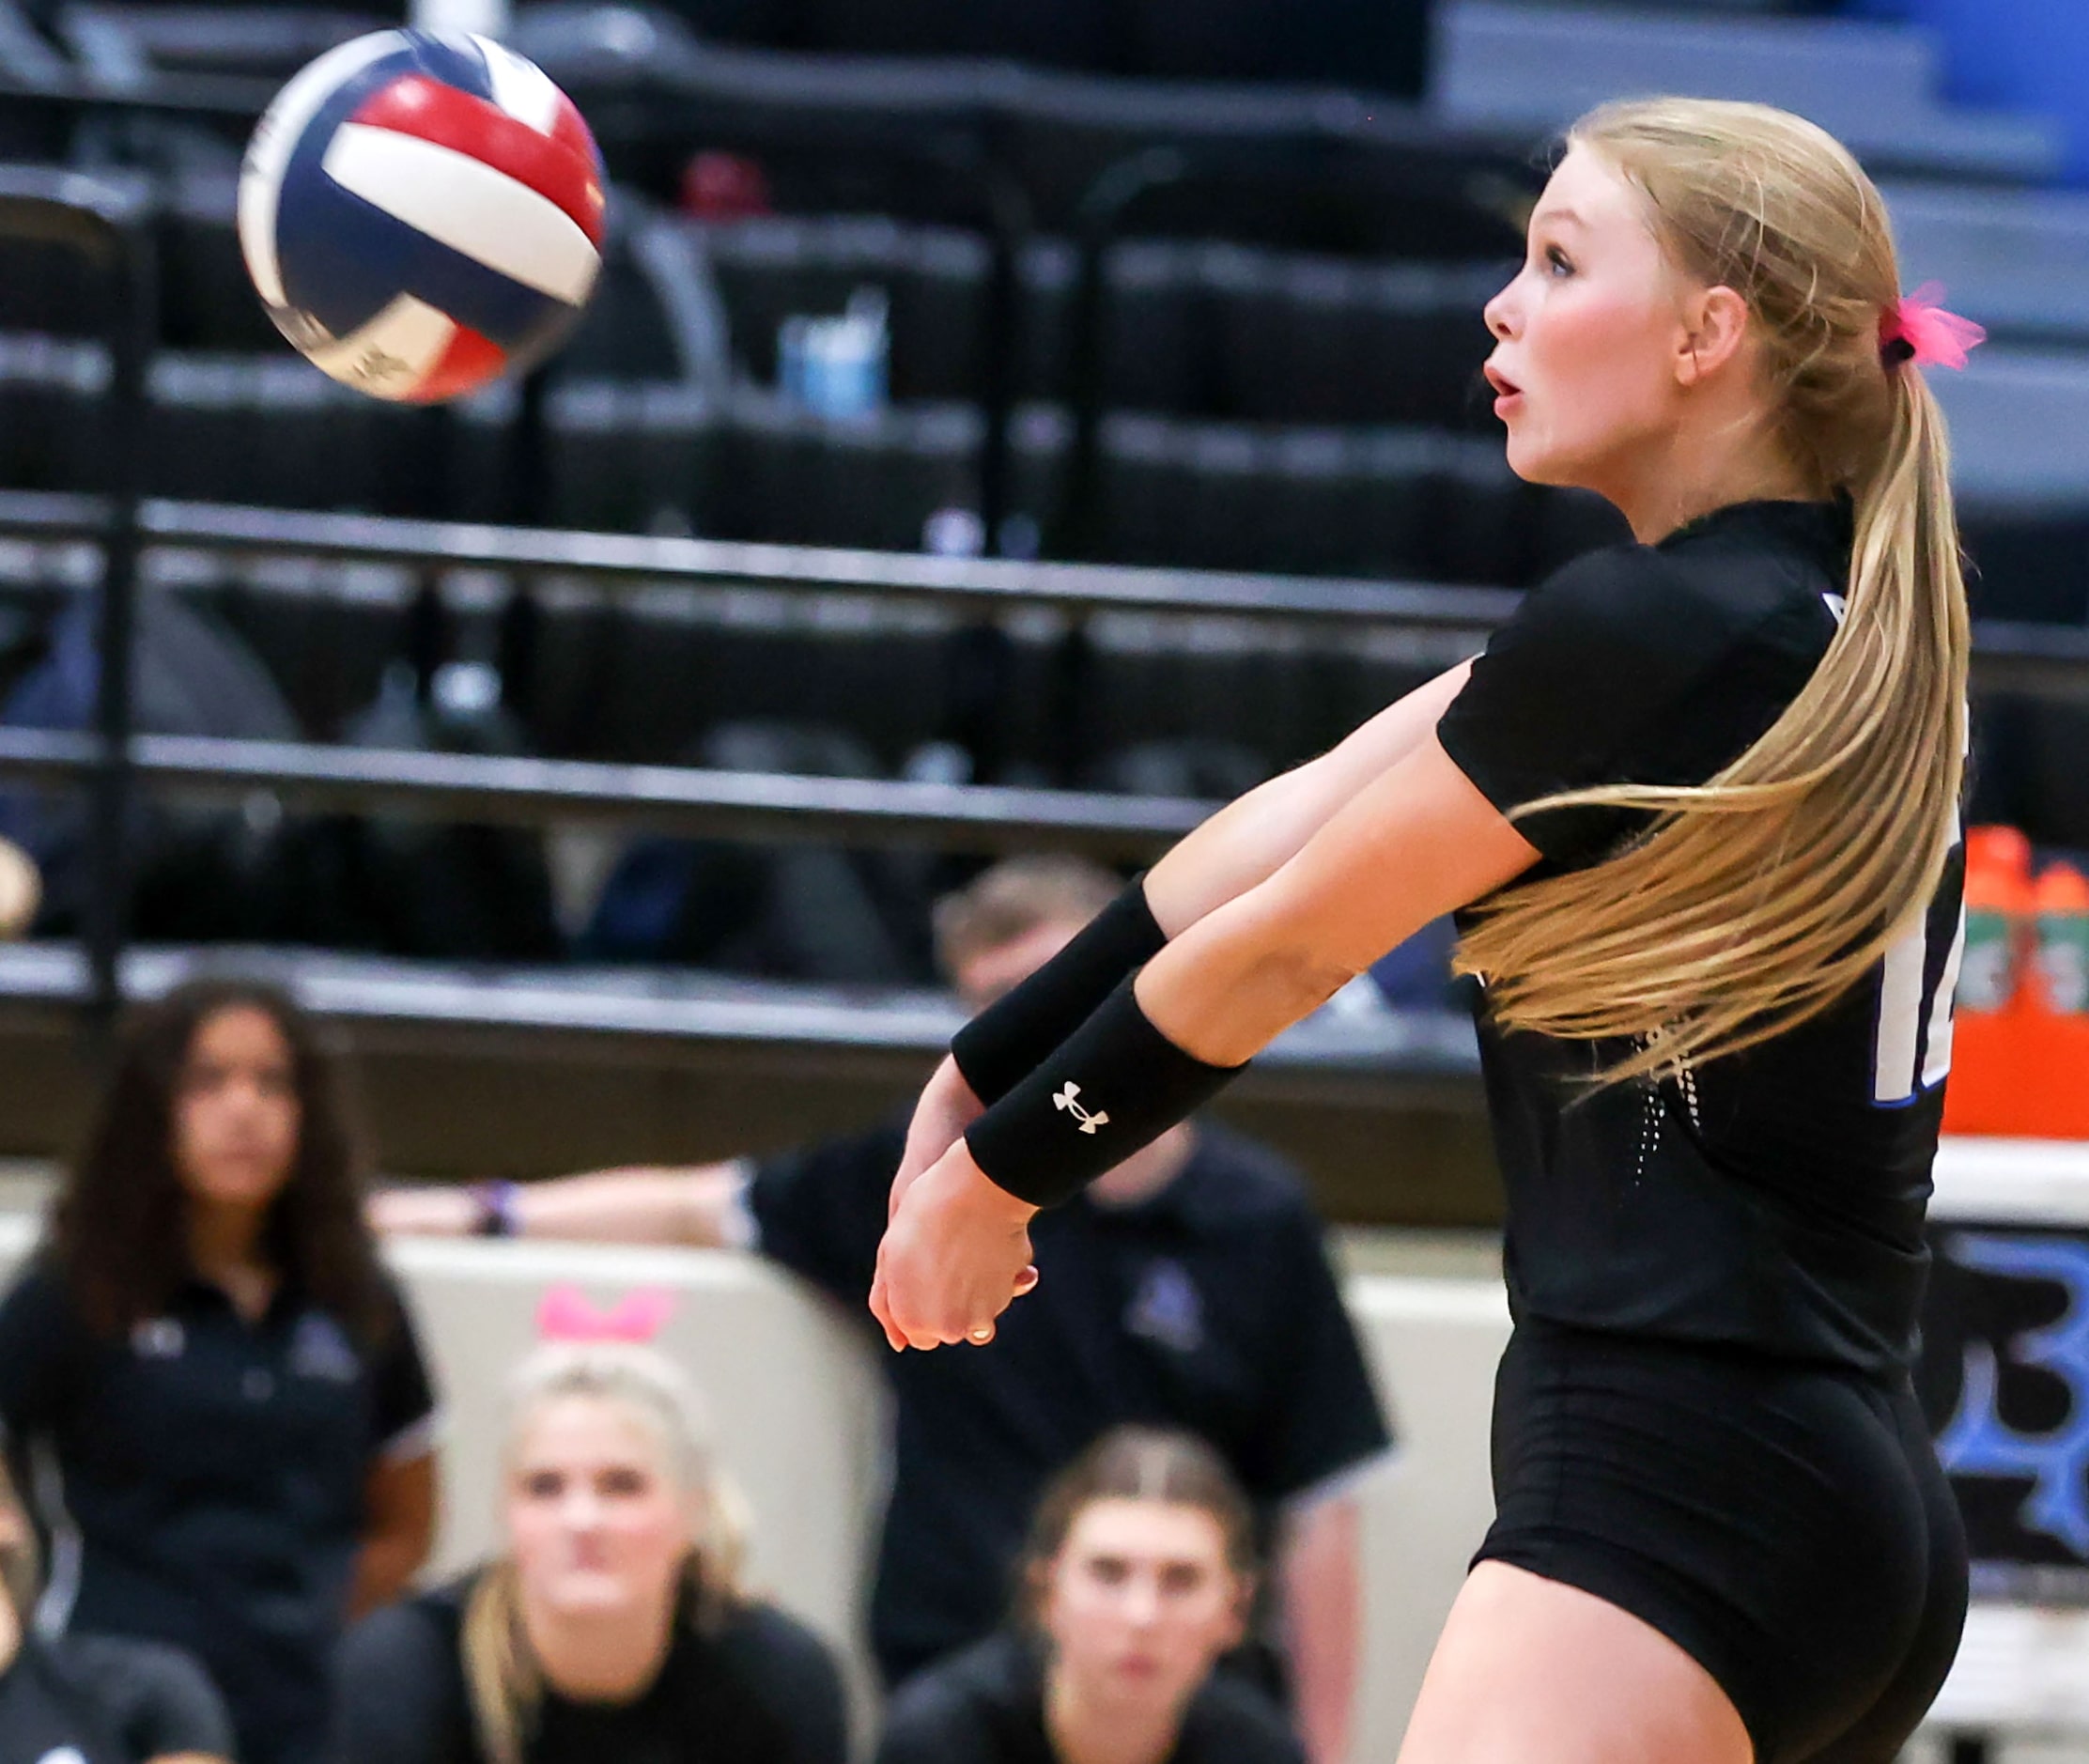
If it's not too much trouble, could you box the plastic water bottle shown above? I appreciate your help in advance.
[1959,825,2033,1014]
[2032,861,2089,1017]
[778,288,889,422]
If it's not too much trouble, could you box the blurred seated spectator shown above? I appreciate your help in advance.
[876,1426,1304,1764]
[0,977,440,1764]
[377,856,1393,1764]
[333,1323,847,1764]
[0,1456,234,1764]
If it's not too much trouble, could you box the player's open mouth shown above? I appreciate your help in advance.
[1484,364,1524,415]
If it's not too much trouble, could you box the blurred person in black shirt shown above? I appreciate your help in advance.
[0,977,440,1764]
[877,1426,1303,1764]
[335,1330,846,1764]
[0,1456,233,1764]
[378,857,1393,1764]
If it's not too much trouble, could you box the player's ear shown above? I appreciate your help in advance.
[1674,286,1751,386]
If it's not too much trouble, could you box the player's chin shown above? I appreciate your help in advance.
[1500,428,1579,490]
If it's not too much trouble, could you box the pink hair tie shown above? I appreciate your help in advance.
[1880,283,1986,372]
[537,1283,676,1343]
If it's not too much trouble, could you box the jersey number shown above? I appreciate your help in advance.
[1872,862,1966,1107]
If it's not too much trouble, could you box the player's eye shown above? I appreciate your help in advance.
[1545,244,1575,278]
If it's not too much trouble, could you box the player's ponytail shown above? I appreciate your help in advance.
[1455,97,1970,1081]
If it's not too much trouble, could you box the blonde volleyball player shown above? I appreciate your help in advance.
[870,99,1982,1764]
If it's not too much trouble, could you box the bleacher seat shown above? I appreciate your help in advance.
[178,556,417,744]
[0,209,126,339]
[701,224,1500,425]
[555,208,735,386]
[1206,251,1502,428]
[546,379,720,534]
[159,168,279,354]
[1882,179,2089,348]
[145,353,492,518]
[1082,411,1531,580]
[0,334,109,490]
[1935,348,2089,623]
[1122,0,1428,96]
[67,5,396,80]
[697,213,989,401]
[1433,0,2065,182]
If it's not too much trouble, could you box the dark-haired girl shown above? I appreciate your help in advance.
[0,976,441,1764]
[876,1427,1302,1764]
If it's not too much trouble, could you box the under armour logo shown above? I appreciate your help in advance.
[1053,1082,1109,1134]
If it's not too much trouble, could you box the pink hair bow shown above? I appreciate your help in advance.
[537,1284,676,1343]
[1880,283,1986,372]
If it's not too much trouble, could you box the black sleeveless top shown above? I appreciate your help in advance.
[1437,500,1963,1374]
[333,1572,848,1764]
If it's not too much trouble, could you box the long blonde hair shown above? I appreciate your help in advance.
[461,1342,752,1764]
[1455,97,1969,1082]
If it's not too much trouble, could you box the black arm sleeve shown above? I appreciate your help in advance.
[1436,544,1814,870]
[965,980,1242,1210]
[60,1635,237,1761]
[950,878,1165,1104]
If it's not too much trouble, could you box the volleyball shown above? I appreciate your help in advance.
[237,29,606,403]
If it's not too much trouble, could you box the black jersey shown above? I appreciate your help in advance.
[333,1573,849,1764]
[1437,499,1965,1374]
[874,1631,1305,1764]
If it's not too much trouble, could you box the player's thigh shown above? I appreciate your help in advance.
[1397,1562,1755,1764]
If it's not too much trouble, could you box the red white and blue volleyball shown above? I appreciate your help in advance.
[238,30,606,403]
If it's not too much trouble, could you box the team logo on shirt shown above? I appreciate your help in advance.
[1125,1260,1204,1354]
[1053,1082,1109,1135]
[130,1318,185,1359]
[288,1313,362,1384]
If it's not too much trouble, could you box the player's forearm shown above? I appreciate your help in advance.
[1144,661,1471,936]
[1280,1495,1365,1764]
[346,1527,426,1619]
[372,1166,746,1246]
[510,1167,746,1246]
[1140,735,1535,1068]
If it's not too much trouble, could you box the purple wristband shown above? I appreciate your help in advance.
[471,1180,520,1238]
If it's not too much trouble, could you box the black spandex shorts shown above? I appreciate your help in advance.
[1475,1322,1969,1764]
